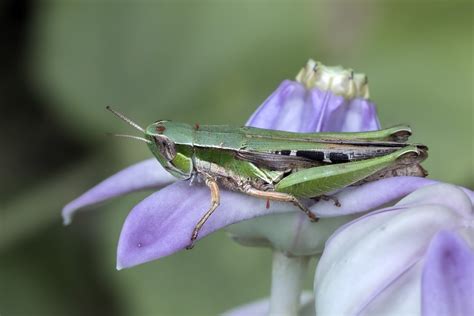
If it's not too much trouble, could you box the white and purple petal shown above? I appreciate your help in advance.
[314,184,474,316]
[422,230,474,316]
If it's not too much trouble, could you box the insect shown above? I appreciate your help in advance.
[106,106,428,249]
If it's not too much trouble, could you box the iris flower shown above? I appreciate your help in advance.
[63,60,473,314]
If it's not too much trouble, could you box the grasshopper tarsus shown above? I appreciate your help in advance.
[287,196,319,221]
[295,203,319,222]
[298,203,319,222]
[186,230,200,249]
[307,212,319,222]
[187,231,199,250]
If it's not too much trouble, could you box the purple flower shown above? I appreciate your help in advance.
[63,60,437,269]
[314,183,474,316]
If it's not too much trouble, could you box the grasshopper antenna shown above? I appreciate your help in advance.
[106,106,145,133]
[106,133,152,144]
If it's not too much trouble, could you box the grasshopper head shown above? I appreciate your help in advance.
[105,106,194,180]
[145,120,194,180]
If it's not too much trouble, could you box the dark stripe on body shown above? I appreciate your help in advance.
[296,150,325,161]
[329,152,350,163]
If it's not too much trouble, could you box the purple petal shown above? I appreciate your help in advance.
[62,158,176,224]
[118,178,473,268]
[117,181,314,269]
[246,80,380,133]
[246,80,317,132]
[422,230,474,316]
[311,177,473,217]
[306,89,380,132]
[338,97,381,132]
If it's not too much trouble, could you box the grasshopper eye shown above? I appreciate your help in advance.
[154,136,176,161]
[155,125,166,134]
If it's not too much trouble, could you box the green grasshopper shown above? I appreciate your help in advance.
[106,107,428,248]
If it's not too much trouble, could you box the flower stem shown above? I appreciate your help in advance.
[269,251,310,316]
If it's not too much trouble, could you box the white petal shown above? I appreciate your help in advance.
[315,204,462,315]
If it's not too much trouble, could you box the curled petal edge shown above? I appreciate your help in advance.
[62,158,176,225]
[310,177,473,217]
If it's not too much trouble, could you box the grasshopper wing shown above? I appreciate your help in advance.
[274,146,427,198]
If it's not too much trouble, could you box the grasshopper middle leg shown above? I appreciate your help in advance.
[243,186,319,222]
[186,177,220,250]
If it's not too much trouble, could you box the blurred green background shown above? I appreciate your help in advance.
[1,1,472,315]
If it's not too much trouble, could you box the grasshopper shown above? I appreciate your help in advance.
[106,107,428,248]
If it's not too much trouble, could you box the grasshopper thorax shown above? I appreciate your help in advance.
[145,121,194,180]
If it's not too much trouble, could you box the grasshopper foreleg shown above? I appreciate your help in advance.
[186,177,220,250]
[243,186,319,222]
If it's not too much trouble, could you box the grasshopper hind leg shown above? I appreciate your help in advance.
[243,185,319,222]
